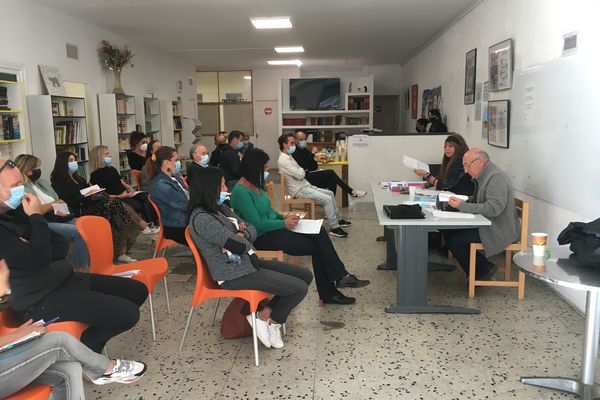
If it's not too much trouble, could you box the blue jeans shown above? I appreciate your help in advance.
[48,219,89,269]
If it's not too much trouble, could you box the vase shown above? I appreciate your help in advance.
[112,69,125,94]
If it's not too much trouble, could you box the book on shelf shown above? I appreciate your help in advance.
[0,86,9,110]
[172,102,181,115]
[283,117,307,126]
[116,98,129,114]
[173,117,182,129]
[117,117,130,134]
[1,115,21,140]
[53,100,75,117]
[54,120,85,144]
[347,95,369,110]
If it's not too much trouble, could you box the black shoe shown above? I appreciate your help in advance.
[321,294,356,305]
[329,227,348,238]
[377,263,395,271]
[376,235,386,242]
[475,262,498,281]
[336,274,370,288]
[338,219,352,228]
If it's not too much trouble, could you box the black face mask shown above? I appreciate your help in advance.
[30,169,42,182]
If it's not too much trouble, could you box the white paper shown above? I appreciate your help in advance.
[113,269,140,278]
[80,185,104,196]
[52,202,70,215]
[130,190,146,196]
[437,192,469,202]
[350,135,369,148]
[291,219,323,234]
[431,210,475,219]
[482,81,490,101]
[523,81,536,127]
[415,189,441,196]
[402,156,430,172]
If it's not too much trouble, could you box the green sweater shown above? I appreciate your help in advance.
[230,184,285,236]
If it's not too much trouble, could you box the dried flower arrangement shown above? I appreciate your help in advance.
[97,40,135,72]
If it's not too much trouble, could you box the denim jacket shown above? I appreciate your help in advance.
[150,172,189,228]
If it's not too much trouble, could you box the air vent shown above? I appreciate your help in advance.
[65,43,79,60]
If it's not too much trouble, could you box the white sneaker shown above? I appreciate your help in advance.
[246,314,271,348]
[351,190,367,198]
[268,323,284,349]
[141,226,158,235]
[92,359,147,385]
[117,254,138,263]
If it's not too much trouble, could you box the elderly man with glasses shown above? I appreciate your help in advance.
[442,148,520,280]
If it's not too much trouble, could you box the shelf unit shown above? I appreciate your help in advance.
[0,70,27,158]
[143,97,161,141]
[28,95,90,180]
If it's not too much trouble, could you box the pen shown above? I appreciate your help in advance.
[43,317,60,326]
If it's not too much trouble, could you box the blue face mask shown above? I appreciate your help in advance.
[288,145,296,155]
[298,140,307,149]
[236,141,244,150]
[263,171,270,181]
[68,161,79,173]
[173,160,182,174]
[3,185,25,209]
[217,191,228,205]
[103,156,112,166]
[199,154,210,167]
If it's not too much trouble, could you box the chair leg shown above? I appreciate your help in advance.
[179,307,195,352]
[210,298,221,326]
[517,271,526,300]
[468,246,477,299]
[282,323,286,336]
[163,276,171,315]
[251,311,259,366]
[148,294,157,341]
[504,250,512,281]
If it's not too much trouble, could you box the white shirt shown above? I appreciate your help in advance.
[277,152,310,197]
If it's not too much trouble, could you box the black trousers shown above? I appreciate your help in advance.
[306,169,353,196]
[440,229,491,275]
[163,226,188,247]
[220,260,313,324]
[122,192,158,225]
[24,273,148,353]
[253,227,347,298]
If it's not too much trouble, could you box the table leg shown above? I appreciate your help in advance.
[385,225,479,315]
[521,291,600,399]
[377,226,397,270]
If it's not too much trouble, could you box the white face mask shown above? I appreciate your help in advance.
[140,143,148,152]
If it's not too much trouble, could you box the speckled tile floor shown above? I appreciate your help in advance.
[86,196,587,399]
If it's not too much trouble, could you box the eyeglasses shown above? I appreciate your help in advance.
[463,157,480,169]
[0,159,15,174]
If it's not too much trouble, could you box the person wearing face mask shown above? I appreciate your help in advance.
[141,139,161,192]
[14,154,89,271]
[149,146,190,246]
[240,132,254,156]
[126,131,149,171]
[50,151,145,263]
[415,118,429,133]
[427,109,448,133]
[187,143,210,183]
[292,131,367,199]
[218,130,244,190]
[209,131,228,167]
[89,146,159,235]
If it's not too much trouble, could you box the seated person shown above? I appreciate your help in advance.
[292,131,366,199]
[231,148,369,305]
[149,146,189,246]
[277,133,351,238]
[187,143,210,182]
[89,145,159,233]
[442,149,520,279]
[51,152,145,263]
[427,109,448,133]
[415,118,429,133]
[14,154,89,271]
[141,139,161,192]
[188,167,312,349]
[0,159,148,353]
[209,131,228,167]
[219,130,244,190]
[0,259,146,398]
[126,131,149,171]
[413,134,475,195]
[240,132,254,156]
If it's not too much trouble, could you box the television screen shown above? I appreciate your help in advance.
[289,78,340,110]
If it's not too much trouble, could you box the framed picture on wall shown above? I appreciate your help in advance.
[38,65,66,96]
[410,84,418,119]
[489,39,513,91]
[487,100,510,148]
[464,48,477,104]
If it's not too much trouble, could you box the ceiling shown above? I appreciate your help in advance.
[30,0,480,70]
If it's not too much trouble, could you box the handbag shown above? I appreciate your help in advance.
[221,297,270,339]
[557,217,600,265]
[81,190,109,208]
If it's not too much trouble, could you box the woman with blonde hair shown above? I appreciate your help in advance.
[14,154,89,270]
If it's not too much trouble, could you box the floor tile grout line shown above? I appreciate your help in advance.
[216,336,243,400]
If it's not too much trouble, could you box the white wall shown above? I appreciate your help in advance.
[399,0,600,311]
[2,0,197,158]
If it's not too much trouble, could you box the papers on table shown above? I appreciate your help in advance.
[437,192,469,202]
[291,219,323,234]
[402,155,430,172]
[80,185,105,196]
[52,202,70,215]
[431,210,475,219]
[415,189,441,196]
[113,269,140,278]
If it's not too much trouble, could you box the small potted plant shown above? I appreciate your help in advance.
[97,40,135,94]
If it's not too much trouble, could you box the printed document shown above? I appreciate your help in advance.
[431,210,475,219]
[437,192,469,202]
[402,156,429,172]
[292,219,323,234]
[52,202,70,215]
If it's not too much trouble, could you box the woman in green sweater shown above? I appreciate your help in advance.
[230,149,369,305]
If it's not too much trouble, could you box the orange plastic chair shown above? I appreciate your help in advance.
[0,309,88,339]
[5,384,52,400]
[76,216,169,341]
[180,228,271,366]
[130,169,142,190]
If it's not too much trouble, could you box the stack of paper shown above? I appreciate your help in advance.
[431,210,475,219]
[438,192,469,202]
[113,269,141,278]
[402,155,430,172]
[291,219,323,234]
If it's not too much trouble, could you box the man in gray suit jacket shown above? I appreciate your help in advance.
[444,148,520,279]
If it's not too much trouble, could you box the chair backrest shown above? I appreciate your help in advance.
[184,227,220,307]
[514,197,530,250]
[265,181,276,207]
[130,169,142,190]
[147,195,162,225]
[278,172,289,206]
[75,216,115,274]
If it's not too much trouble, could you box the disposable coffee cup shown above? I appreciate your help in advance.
[408,186,416,199]
[532,255,546,272]
[531,233,548,257]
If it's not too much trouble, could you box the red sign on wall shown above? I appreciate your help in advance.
[264,107,273,116]
[411,84,418,119]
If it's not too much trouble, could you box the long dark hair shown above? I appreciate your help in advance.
[188,167,224,216]
[147,146,176,181]
[240,148,269,190]
[129,131,147,150]
[440,133,469,179]
[51,151,82,184]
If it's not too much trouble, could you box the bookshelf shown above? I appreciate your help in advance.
[0,68,27,159]
[28,95,90,180]
[171,100,183,146]
[143,97,161,141]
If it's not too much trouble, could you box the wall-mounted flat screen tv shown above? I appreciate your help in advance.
[289,78,340,110]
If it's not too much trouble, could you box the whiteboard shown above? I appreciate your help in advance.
[491,54,600,218]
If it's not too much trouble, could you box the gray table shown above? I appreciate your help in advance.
[514,247,600,399]
[371,182,490,314]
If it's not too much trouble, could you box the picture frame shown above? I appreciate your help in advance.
[39,65,66,96]
[487,100,510,148]
[410,84,418,119]
[489,39,513,91]
[464,48,477,104]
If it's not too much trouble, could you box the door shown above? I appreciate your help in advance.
[253,100,280,165]
[373,95,399,133]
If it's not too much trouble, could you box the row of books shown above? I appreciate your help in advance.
[172,102,181,115]
[117,117,131,134]
[57,146,87,162]
[1,115,20,140]
[173,116,182,129]
[51,100,75,117]
[282,116,370,126]
[347,96,370,110]
[118,138,129,150]
[54,121,86,144]
[116,98,132,114]
[0,86,9,110]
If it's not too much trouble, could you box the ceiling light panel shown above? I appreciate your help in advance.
[267,59,303,66]
[250,17,292,29]
[274,46,304,53]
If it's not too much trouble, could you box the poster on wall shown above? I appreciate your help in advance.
[464,48,477,104]
[481,105,488,139]
[421,86,442,117]
[489,39,513,91]
[474,82,483,121]
[488,100,510,148]
[411,84,418,119]
[39,65,66,96]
